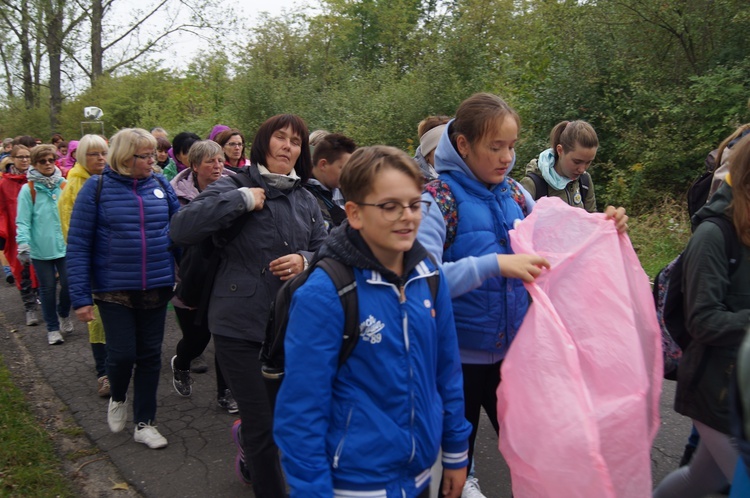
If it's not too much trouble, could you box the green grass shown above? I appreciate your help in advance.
[0,355,75,497]
[629,197,691,279]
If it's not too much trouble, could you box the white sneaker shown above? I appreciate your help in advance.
[59,315,74,334]
[134,422,168,449]
[47,330,64,345]
[26,310,39,326]
[462,476,487,498]
[107,397,128,433]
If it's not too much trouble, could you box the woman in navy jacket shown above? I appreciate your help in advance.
[67,128,180,449]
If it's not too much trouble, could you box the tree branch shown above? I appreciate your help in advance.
[101,0,170,52]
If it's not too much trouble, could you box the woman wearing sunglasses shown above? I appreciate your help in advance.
[15,144,72,345]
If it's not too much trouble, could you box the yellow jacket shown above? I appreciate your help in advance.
[58,163,90,241]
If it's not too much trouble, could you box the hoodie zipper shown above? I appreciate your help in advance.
[375,272,436,465]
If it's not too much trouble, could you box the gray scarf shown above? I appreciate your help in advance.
[257,164,300,191]
[26,165,64,190]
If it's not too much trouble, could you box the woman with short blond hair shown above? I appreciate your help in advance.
[67,128,180,449]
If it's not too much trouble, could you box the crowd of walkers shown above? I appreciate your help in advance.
[0,91,748,498]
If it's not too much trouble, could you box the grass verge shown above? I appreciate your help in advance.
[0,353,75,497]
[629,197,691,279]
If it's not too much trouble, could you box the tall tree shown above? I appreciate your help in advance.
[0,0,38,108]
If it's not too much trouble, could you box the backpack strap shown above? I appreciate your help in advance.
[526,171,547,201]
[424,179,458,250]
[213,175,252,249]
[507,177,528,217]
[579,173,590,203]
[425,255,441,308]
[316,258,359,367]
[96,174,103,203]
[703,216,742,276]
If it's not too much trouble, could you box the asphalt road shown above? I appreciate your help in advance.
[0,277,700,497]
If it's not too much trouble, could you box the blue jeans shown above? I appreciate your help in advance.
[95,300,167,426]
[31,257,70,332]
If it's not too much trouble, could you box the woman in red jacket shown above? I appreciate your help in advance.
[0,144,39,325]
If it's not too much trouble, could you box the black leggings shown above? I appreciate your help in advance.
[462,361,502,468]
[173,306,228,396]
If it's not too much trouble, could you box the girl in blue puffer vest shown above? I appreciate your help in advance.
[418,93,627,496]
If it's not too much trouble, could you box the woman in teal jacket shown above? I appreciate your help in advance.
[16,144,72,345]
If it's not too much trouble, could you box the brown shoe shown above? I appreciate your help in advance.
[97,376,110,397]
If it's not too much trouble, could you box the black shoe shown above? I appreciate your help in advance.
[171,355,192,396]
[218,389,239,414]
[190,354,208,374]
[5,273,14,284]
[679,444,696,467]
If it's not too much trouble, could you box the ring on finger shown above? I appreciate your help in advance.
[288,268,292,274]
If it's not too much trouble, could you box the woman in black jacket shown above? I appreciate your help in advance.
[170,114,327,498]
[654,134,750,497]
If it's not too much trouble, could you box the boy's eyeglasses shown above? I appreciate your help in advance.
[356,200,430,221]
[36,158,57,165]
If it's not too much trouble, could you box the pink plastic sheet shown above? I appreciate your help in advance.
[497,197,662,498]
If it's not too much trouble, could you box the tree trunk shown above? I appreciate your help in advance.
[44,0,64,131]
[0,41,14,99]
[91,0,102,83]
[19,2,34,108]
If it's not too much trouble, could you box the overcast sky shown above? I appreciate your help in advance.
[124,0,311,70]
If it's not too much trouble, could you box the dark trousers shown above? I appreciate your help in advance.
[173,306,228,396]
[31,257,70,332]
[463,362,502,469]
[213,334,286,498]
[96,300,166,425]
[19,262,37,311]
[91,342,107,378]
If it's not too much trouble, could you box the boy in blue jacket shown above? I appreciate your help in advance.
[274,145,472,498]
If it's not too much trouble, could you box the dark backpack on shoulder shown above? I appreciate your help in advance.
[686,149,718,223]
[526,171,590,205]
[260,257,440,408]
[174,175,247,318]
[654,215,742,380]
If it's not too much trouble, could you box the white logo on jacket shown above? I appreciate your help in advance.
[359,315,384,344]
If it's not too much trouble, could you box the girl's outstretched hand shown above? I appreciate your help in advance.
[605,205,629,233]
[497,254,550,282]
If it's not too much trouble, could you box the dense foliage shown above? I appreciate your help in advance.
[0,0,748,213]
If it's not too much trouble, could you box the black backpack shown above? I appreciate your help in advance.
[654,215,742,380]
[686,150,719,224]
[526,171,590,205]
[174,175,248,320]
[260,257,440,407]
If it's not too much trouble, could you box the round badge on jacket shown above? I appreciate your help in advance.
[574,192,582,204]
[154,189,164,199]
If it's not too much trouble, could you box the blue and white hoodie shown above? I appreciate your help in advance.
[274,223,471,498]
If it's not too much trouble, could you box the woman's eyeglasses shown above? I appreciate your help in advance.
[133,153,157,161]
[36,158,57,165]
[226,142,244,148]
[13,155,31,160]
